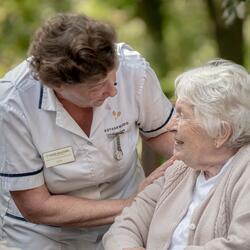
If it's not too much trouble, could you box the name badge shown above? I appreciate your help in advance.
[43,147,75,168]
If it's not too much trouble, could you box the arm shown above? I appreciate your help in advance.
[11,158,175,227]
[141,115,177,159]
[11,184,133,227]
[103,175,165,250]
[141,130,174,159]
[1,100,131,227]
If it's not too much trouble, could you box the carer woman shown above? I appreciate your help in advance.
[0,13,175,250]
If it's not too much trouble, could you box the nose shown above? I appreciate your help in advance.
[105,81,117,97]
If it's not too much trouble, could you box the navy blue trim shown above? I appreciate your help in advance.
[140,106,174,133]
[38,85,44,109]
[5,213,61,227]
[6,213,27,222]
[0,167,43,177]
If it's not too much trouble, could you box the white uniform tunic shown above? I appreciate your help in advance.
[0,43,174,250]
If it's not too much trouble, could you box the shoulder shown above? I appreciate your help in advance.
[161,160,193,195]
[1,59,37,92]
[115,43,157,95]
[164,160,190,183]
[116,43,148,68]
[0,59,39,106]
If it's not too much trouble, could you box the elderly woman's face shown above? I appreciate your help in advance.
[173,99,216,169]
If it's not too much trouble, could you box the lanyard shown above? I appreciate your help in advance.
[107,130,124,161]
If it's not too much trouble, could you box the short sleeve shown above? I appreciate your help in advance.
[137,65,174,138]
[0,101,44,191]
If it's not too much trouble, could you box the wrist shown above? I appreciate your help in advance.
[123,196,135,208]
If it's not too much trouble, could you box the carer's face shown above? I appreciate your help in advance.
[172,99,216,169]
[54,68,117,108]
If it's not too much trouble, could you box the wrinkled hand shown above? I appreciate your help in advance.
[137,156,175,193]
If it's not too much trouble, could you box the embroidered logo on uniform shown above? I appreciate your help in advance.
[104,122,129,134]
[112,110,121,120]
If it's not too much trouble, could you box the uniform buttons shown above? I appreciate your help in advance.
[189,223,196,230]
[87,141,93,146]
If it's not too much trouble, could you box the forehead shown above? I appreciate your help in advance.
[64,68,116,90]
[85,67,117,87]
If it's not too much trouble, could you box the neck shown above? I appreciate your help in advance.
[203,147,238,179]
[55,92,93,137]
[55,92,92,113]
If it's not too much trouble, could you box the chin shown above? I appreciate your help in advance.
[94,99,106,106]
[173,150,183,161]
[93,102,103,107]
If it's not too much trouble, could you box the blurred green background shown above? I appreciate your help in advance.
[0,0,249,97]
[0,0,249,173]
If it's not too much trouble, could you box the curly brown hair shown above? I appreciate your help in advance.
[28,13,117,86]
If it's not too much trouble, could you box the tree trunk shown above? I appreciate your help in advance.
[205,0,244,65]
[135,0,168,76]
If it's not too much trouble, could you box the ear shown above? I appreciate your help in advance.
[214,121,233,148]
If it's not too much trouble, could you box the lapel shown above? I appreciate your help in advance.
[40,85,87,138]
[91,99,112,136]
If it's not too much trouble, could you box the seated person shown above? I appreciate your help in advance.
[103,59,250,250]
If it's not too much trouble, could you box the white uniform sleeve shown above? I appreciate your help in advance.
[136,65,174,138]
[0,102,44,191]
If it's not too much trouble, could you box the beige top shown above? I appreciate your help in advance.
[103,144,250,250]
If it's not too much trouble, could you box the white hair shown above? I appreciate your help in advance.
[175,58,250,148]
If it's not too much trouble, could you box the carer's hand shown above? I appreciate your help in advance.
[137,156,175,193]
[123,156,175,208]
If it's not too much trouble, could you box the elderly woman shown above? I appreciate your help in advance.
[103,59,250,250]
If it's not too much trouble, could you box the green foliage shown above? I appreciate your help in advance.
[0,0,72,75]
[0,0,249,95]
